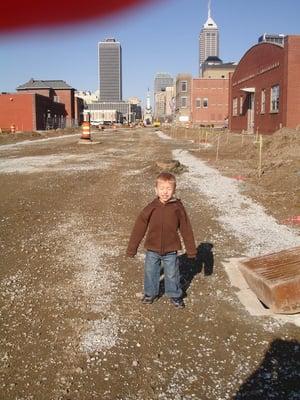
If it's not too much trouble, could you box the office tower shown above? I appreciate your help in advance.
[199,0,219,76]
[98,38,122,101]
[154,73,173,94]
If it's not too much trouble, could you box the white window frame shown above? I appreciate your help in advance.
[181,96,187,108]
[270,85,279,113]
[261,89,266,114]
[232,98,238,116]
[239,96,243,115]
[203,98,208,108]
[195,98,201,108]
[181,81,187,92]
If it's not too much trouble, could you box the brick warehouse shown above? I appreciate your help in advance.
[229,35,300,134]
[0,79,83,132]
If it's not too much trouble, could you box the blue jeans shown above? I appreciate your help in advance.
[144,250,182,298]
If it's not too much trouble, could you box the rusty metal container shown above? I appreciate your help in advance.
[239,246,300,314]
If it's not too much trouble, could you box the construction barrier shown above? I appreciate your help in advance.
[81,121,91,141]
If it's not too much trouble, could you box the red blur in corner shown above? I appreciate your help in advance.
[0,0,158,32]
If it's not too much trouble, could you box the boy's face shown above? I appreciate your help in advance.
[155,179,176,203]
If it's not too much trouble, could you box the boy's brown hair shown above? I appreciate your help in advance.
[156,172,176,188]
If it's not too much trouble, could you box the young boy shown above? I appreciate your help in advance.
[126,172,196,308]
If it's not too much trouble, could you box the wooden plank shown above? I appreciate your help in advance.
[238,246,300,314]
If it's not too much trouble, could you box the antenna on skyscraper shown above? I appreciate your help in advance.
[208,0,211,18]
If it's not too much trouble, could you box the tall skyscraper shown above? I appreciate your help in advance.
[98,38,122,101]
[199,0,219,76]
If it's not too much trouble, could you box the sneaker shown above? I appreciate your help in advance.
[142,295,157,304]
[170,297,185,308]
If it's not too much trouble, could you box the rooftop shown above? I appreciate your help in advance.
[17,79,73,90]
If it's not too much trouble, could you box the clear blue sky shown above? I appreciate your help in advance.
[0,0,299,105]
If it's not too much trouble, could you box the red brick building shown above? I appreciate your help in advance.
[0,92,66,131]
[192,78,229,127]
[229,35,300,134]
[0,79,83,132]
[17,79,82,128]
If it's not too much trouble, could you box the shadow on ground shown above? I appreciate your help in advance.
[233,338,300,399]
[178,242,214,297]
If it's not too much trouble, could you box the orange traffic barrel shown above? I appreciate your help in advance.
[10,124,16,133]
[81,121,91,140]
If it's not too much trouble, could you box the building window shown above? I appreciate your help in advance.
[261,89,266,114]
[239,96,243,115]
[181,96,187,108]
[181,81,187,92]
[232,98,238,116]
[203,98,208,108]
[270,85,279,112]
[195,98,201,108]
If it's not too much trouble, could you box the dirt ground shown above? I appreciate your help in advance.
[0,126,299,400]
[164,126,300,223]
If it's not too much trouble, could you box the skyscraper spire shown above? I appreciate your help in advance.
[199,0,219,76]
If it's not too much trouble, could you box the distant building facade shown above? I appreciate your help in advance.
[0,79,83,131]
[98,38,122,101]
[128,97,142,121]
[154,73,174,120]
[16,79,82,127]
[0,92,67,131]
[192,78,229,127]
[154,73,173,94]
[165,86,176,120]
[199,0,219,76]
[229,35,300,134]
[202,57,236,79]
[175,73,192,123]
[76,90,99,104]
[154,91,166,120]
[154,86,175,121]
[86,101,139,124]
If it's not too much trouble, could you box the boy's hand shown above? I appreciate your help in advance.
[187,255,196,261]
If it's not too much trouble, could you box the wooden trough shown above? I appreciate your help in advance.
[239,246,300,314]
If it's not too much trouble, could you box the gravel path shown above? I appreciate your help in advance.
[173,149,300,257]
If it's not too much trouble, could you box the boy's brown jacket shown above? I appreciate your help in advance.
[126,197,197,258]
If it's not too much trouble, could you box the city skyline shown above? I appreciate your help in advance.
[1,0,300,105]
